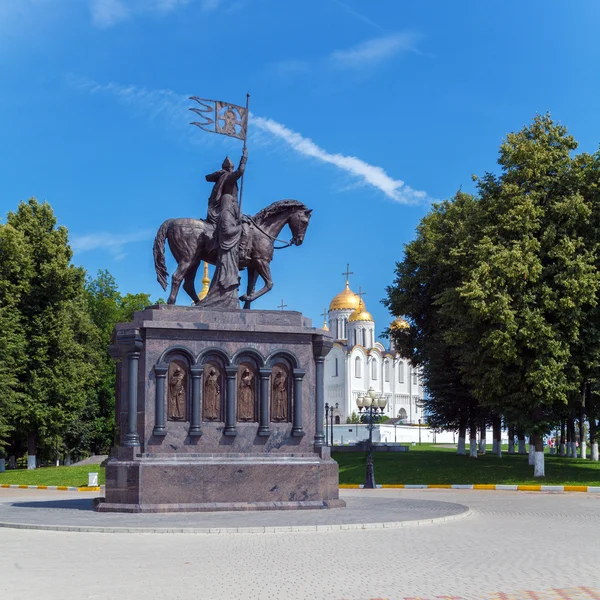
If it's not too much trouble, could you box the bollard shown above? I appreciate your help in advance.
[88,472,99,487]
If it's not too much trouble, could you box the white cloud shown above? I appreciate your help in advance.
[71,230,154,259]
[330,32,420,68]
[90,0,192,28]
[329,0,383,32]
[69,76,430,204]
[251,116,427,204]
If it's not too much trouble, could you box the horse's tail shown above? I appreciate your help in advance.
[153,220,171,290]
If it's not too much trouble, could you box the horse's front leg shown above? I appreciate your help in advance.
[245,261,273,304]
[240,267,258,309]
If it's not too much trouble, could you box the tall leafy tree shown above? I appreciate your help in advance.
[0,223,30,455]
[385,192,482,456]
[7,199,101,467]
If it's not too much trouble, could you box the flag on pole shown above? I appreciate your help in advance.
[189,97,248,141]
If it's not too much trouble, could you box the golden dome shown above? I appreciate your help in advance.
[329,281,361,311]
[348,299,373,322]
[390,317,410,331]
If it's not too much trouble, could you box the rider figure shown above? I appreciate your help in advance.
[198,149,247,309]
[205,149,247,226]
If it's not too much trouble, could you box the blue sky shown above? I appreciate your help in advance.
[1,0,600,336]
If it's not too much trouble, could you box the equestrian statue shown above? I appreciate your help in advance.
[153,148,312,309]
[153,95,312,310]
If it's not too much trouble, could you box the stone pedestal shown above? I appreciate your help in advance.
[97,305,344,513]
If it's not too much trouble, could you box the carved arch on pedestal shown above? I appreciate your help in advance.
[232,349,264,424]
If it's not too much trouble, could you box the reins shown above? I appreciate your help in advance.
[246,216,295,250]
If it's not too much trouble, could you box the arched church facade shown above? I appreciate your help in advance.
[323,276,425,425]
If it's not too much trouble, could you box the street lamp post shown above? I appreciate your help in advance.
[356,387,388,489]
[329,402,338,447]
[325,402,329,447]
[418,418,422,445]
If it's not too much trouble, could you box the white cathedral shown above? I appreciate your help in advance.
[323,274,425,426]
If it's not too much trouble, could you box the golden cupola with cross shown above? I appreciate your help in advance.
[327,265,361,341]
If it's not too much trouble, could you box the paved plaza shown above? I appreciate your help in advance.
[1,488,599,600]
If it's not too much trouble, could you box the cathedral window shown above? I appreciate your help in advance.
[412,370,418,386]
[354,356,362,378]
[362,329,366,347]
[353,330,357,346]
[334,358,338,377]
[371,360,378,380]
[384,361,390,382]
[398,362,404,383]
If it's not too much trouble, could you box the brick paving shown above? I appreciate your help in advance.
[0,488,599,600]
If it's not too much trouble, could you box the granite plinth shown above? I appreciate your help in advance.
[104,306,342,512]
[98,454,342,512]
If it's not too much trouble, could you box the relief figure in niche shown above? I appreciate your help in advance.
[238,366,255,421]
[168,361,186,420]
[272,368,288,422]
[203,364,221,421]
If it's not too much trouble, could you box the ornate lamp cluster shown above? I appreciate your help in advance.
[356,387,388,489]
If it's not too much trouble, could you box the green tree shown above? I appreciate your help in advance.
[7,199,101,467]
[385,192,483,456]
[0,223,30,455]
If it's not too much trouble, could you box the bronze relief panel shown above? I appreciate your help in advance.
[203,362,223,422]
[168,360,187,421]
[237,362,257,422]
[271,363,291,423]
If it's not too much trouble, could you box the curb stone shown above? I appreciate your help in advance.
[340,484,599,493]
[0,484,101,492]
[0,507,472,535]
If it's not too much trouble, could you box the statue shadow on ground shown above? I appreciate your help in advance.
[12,499,95,511]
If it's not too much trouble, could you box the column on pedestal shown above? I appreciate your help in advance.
[292,368,306,437]
[258,367,272,437]
[189,365,203,437]
[125,349,141,447]
[314,357,325,447]
[224,365,238,436]
[152,364,168,436]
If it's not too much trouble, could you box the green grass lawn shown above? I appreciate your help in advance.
[333,444,600,486]
[0,465,106,487]
[2,445,599,488]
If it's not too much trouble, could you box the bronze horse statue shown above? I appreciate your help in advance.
[153,199,312,308]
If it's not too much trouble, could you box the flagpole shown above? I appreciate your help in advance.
[238,92,250,214]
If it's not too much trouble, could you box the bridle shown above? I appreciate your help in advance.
[245,215,296,250]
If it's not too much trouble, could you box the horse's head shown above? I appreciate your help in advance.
[289,207,312,246]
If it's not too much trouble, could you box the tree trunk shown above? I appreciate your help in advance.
[579,410,586,460]
[533,431,545,477]
[590,417,598,462]
[469,417,478,458]
[528,435,535,465]
[457,420,467,455]
[507,425,515,454]
[559,419,566,456]
[567,418,573,457]
[493,416,502,457]
[518,432,526,454]
[27,431,37,470]
[479,420,486,455]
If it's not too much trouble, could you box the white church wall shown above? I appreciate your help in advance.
[331,425,508,446]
